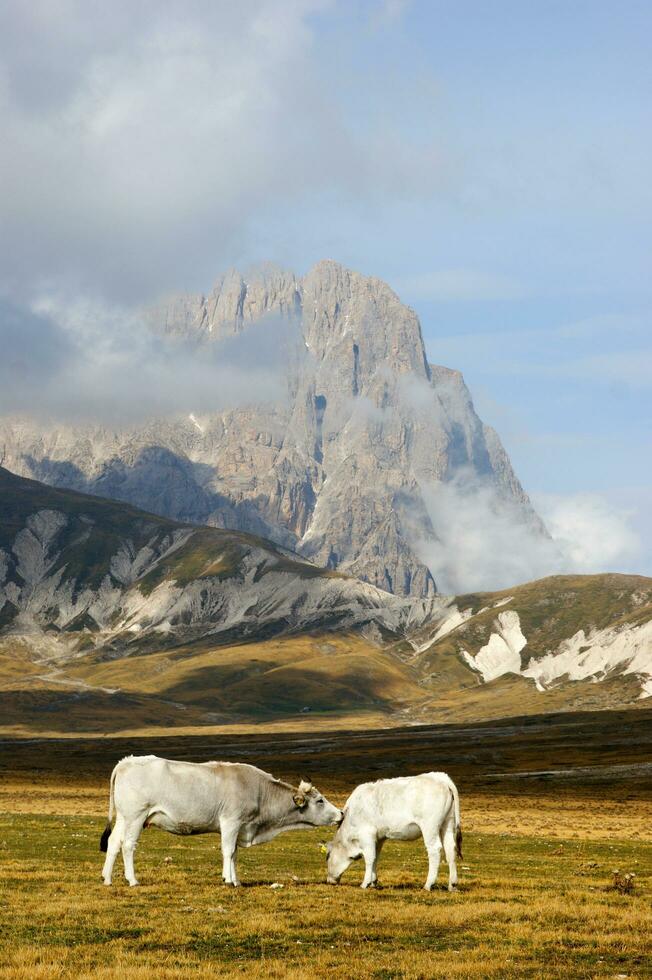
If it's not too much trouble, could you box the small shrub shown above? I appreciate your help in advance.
[611,869,636,894]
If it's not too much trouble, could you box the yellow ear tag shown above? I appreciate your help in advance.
[319,844,328,854]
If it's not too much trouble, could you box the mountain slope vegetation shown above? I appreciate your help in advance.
[1,468,650,734]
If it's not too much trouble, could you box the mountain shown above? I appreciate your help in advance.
[0,260,543,597]
[1,469,650,734]
[0,466,443,731]
[0,466,440,648]
[399,574,652,717]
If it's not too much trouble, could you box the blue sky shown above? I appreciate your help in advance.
[290,1,652,571]
[0,0,650,572]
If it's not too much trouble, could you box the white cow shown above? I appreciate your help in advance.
[100,755,342,886]
[326,771,462,891]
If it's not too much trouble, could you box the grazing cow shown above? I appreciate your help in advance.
[100,755,342,886]
[326,771,462,891]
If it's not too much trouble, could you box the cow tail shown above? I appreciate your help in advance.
[449,778,462,860]
[99,764,118,852]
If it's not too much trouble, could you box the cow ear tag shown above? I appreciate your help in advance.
[319,843,328,854]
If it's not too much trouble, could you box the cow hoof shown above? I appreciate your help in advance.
[423,884,434,892]
[128,881,139,887]
[448,883,458,892]
[102,880,111,887]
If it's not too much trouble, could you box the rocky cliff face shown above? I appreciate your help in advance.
[0,467,443,648]
[0,261,543,596]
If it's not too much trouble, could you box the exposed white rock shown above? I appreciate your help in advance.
[462,611,527,682]
[110,530,192,586]
[410,606,474,654]
[523,620,652,696]
[12,510,67,587]
[493,597,514,609]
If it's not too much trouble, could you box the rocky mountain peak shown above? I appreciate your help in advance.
[1,260,545,597]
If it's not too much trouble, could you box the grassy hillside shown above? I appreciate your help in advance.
[2,467,651,734]
[405,573,652,708]
[0,466,330,598]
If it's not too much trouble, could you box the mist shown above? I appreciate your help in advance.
[416,471,641,595]
[0,296,296,426]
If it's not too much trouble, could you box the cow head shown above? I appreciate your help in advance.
[292,779,342,826]
[326,820,360,884]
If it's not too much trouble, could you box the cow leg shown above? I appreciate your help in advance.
[360,836,378,889]
[220,821,240,886]
[101,815,125,885]
[121,818,144,887]
[443,822,459,892]
[369,838,384,886]
[230,851,240,888]
[424,833,442,891]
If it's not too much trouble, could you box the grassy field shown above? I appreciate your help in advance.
[1,715,651,979]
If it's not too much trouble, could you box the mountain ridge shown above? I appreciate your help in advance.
[0,465,441,648]
[1,468,650,735]
[0,259,544,597]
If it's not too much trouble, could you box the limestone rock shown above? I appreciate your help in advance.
[0,261,545,596]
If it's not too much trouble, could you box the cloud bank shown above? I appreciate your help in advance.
[0,0,447,306]
[0,296,295,426]
[416,472,641,594]
[0,0,328,301]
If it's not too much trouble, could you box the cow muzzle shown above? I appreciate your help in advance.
[326,874,340,885]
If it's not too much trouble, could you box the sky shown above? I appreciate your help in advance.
[0,0,650,577]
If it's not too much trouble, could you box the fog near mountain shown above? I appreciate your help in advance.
[1,261,641,595]
[416,472,562,594]
[2,260,545,596]
[0,296,294,425]
[537,493,641,573]
[417,471,641,594]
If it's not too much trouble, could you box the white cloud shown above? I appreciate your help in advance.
[536,492,641,573]
[0,0,332,301]
[0,295,296,425]
[0,0,452,307]
[414,471,642,594]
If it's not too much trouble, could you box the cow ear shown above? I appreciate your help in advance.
[293,793,306,808]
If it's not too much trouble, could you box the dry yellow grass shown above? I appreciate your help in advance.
[0,788,650,979]
[2,622,651,740]
[0,633,429,736]
[1,718,652,979]
[2,775,652,843]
